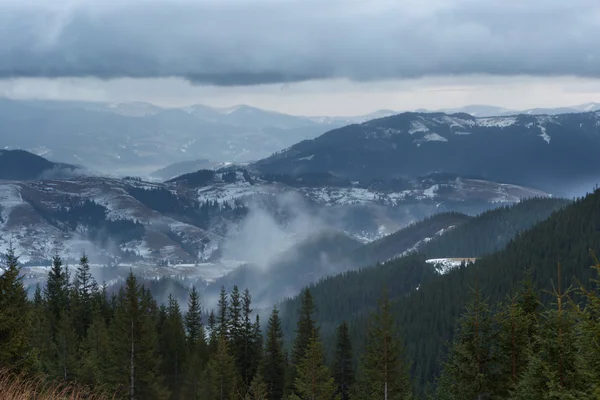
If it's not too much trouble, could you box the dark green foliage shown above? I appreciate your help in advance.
[420,198,570,258]
[50,309,79,381]
[290,289,318,393]
[159,294,187,399]
[185,286,205,349]
[436,289,494,400]
[108,272,169,399]
[79,305,111,387]
[44,254,69,336]
[289,332,339,400]
[72,253,98,338]
[3,191,600,399]
[208,310,218,354]
[512,280,590,400]
[206,336,239,400]
[262,307,286,400]
[232,288,261,390]
[217,285,230,341]
[355,212,471,265]
[578,256,600,397]
[354,293,412,400]
[333,321,354,400]
[492,287,539,397]
[0,246,34,372]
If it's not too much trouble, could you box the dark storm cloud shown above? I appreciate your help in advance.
[0,0,599,86]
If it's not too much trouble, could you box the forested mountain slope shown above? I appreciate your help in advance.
[419,197,571,258]
[279,195,582,393]
[254,111,600,193]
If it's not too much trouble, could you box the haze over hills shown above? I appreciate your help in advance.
[0,148,551,292]
[0,98,398,176]
[0,149,82,180]
[3,97,599,178]
[419,102,600,117]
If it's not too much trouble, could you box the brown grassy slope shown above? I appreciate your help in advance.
[0,370,110,400]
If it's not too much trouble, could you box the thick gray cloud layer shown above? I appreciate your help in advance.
[1,0,599,85]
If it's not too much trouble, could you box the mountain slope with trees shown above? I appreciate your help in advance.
[254,111,600,194]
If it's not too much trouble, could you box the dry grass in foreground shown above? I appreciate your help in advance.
[0,369,111,400]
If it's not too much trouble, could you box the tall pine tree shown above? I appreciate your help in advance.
[289,331,339,400]
[207,335,239,400]
[108,272,169,399]
[355,292,413,400]
[512,267,590,400]
[262,306,286,400]
[333,321,355,400]
[437,287,494,400]
[290,288,318,391]
[79,305,111,388]
[72,253,98,338]
[217,286,230,341]
[44,254,70,337]
[492,287,539,397]
[159,294,187,399]
[0,246,34,372]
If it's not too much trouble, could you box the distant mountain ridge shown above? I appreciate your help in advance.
[0,149,79,180]
[254,110,600,194]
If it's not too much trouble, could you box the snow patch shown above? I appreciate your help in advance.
[296,154,315,161]
[539,126,551,144]
[477,117,517,128]
[426,258,476,274]
[423,184,439,198]
[423,133,448,142]
[408,121,429,135]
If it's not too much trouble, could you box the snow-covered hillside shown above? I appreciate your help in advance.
[0,170,548,268]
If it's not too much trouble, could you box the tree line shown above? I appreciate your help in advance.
[0,249,413,399]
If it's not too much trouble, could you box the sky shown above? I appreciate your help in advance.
[1,0,599,116]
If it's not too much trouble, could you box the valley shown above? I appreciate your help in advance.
[0,103,597,399]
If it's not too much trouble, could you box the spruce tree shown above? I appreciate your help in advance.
[333,321,354,400]
[261,306,286,400]
[185,286,205,349]
[79,305,111,387]
[290,288,318,389]
[182,286,208,399]
[217,286,230,340]
[355,293,412,400]
[207,335,239,400]
[51,309,79,381]
[159,294,187,399]
[108,272,169,399]
[232,288,260,390]
[437,288,493,400]
[30,284,52,373]
[492,289,538,397]
[246,373,269,400]
[289,331,339,400]
[579,254,600,397]
[44,254,70,336]
[72,253,98,338]
[0,246,34,372]
[512,268,590,400]
[208,310,219,354]
[251,314,263,382]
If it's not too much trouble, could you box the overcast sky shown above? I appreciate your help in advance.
[1,0,599,115]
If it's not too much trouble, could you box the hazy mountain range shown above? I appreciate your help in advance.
[0,98,395,176]
[2,100,600,295]
[2,98,598,178]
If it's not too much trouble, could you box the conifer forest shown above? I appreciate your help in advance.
[3,189,600,399]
